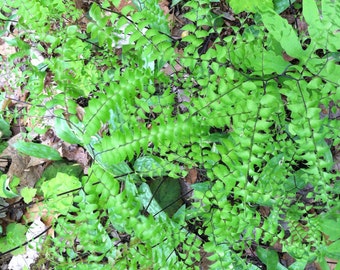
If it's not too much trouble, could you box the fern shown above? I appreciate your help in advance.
[1,0,339,268]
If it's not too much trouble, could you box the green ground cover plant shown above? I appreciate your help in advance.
[0,0,339,268]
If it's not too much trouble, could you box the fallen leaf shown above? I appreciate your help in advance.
[185,168,197,184]
[0,134,47,189]
[281,252,296,267]
[116,0,135,12]
[198,247,214,269]
[162,61,183,76]
[0,36,16,58]
[259,206,271,217]
[159,0,170,15]
[61,142,91,169]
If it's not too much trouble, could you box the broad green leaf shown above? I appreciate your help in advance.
[0,142,7,154]
[21,187,37,204]
[319,217,340,241]
[139,182,167,219]
[89,3,103,25]
[288,261,307,270]
[274,0,296,14]
[150,177,183,217]
[325,240,340,259]
[0,117,11,139]
[0,175,19,198]
[303,0,340,51]
[229,0,274,13]
[134,156,165,177]
[317,257,331,270]
[261,9,306,60]
[55,117,81,145]
[256,246,280,269]
[172,204,186,224]
[13,141,62,160]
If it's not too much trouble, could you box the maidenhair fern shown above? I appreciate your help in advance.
[0,0,339,269]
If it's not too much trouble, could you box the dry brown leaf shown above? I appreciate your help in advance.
[159,0,170,15]
[185,168,198,184]
[259,206,271,217]
[297,19,308,33]
[0,134,45,189]
[116,0,135,12]
[40,129,60,147]
[76,104,85,121]
[162,61,183,76]
[272,241,283,252]
[0,37,16,58]
[305,262,321,270]
[333,146,340,172]
[197,247,213,270]
[61,142,90,169]
[23,201,55,237]
[281,252,296,267]
[324,258,339,270]
[73,0,83,9]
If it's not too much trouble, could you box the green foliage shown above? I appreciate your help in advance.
[0,223,27,255]
[13,141,62,160]
[274,0,297,14]
[256,246,284,269]
[303,0,340,52]
[228,0,274,13]
[0,175,19,198]
[20,187,37,204]
[1,0,340,268]
[148,177,183,217]
[0,116,11,139]
[41,172,81,215]
[228,0,299,14]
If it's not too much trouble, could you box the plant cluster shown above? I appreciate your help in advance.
[0,0,339,269]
